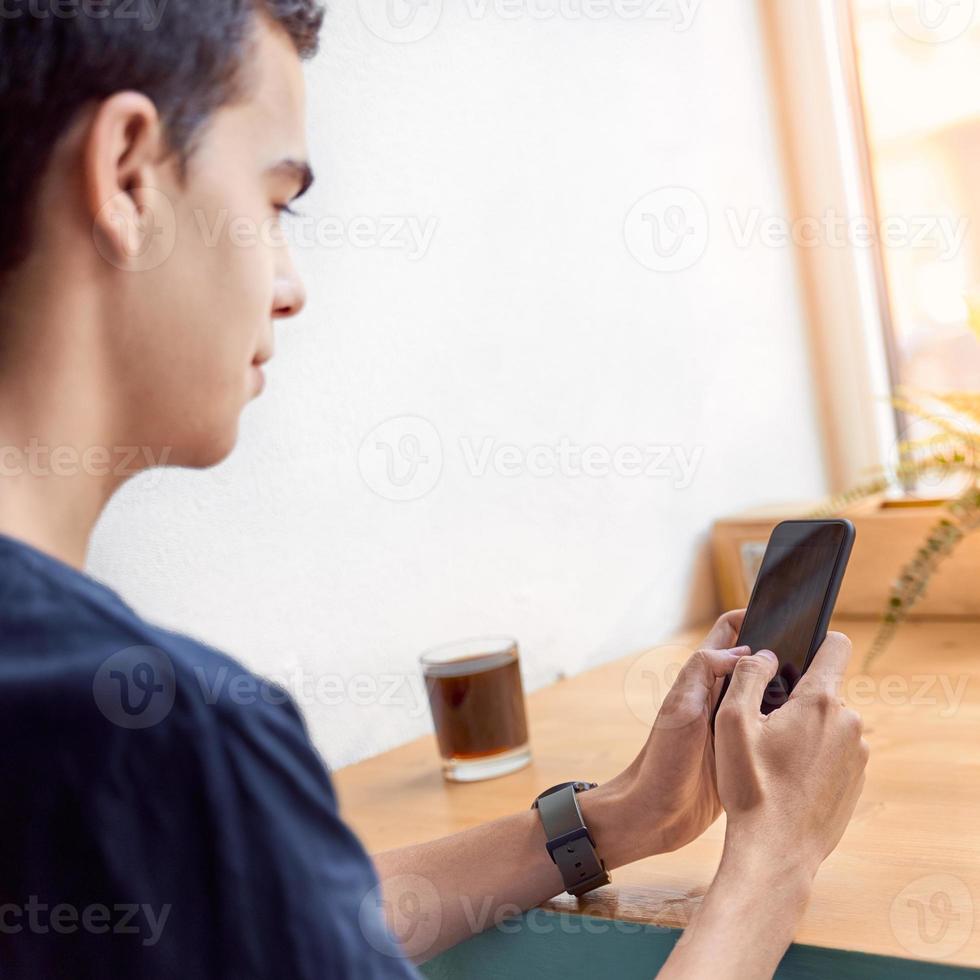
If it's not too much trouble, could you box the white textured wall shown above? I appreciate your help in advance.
[89,0,829,769]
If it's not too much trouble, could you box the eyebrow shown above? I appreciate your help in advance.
[268,159,316,200]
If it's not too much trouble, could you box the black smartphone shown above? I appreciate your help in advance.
[714,518,856,718]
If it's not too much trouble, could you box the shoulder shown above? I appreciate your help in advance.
[93,617,307,744]
[0,543,320,790]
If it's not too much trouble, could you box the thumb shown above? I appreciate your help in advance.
[720,650,779,717]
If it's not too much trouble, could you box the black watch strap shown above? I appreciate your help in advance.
[533,784,611,897]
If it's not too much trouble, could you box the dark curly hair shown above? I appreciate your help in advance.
[0,0,325,274]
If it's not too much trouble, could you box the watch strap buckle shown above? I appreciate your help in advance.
[544,826,595,862]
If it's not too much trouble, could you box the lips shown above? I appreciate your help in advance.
[252,364,266,396]
[251,342,273,397]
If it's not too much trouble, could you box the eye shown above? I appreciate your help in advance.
[275,203,301,218]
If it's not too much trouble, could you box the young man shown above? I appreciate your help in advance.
[0,2,868,977]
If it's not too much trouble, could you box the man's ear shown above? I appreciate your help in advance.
[86,91,177,273]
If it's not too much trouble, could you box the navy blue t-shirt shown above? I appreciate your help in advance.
[0,534,421,979]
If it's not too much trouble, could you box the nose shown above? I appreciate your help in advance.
[272,260,307,320]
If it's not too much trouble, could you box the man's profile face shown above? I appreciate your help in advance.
[108,16,310,469]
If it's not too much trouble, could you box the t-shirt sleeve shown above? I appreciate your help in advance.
[199,686,423,980]
[26,648,425,980]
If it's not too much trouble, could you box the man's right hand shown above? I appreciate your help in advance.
[714,632,869,877]
[658,632,869,980]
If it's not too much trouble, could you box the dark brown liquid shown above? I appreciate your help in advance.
[424,652,528,760]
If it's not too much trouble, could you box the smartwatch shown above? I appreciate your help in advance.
[530,781,611,897]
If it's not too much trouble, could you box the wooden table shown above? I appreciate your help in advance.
[334,620,980,978]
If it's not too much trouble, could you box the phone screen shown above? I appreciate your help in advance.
[735,520,852,713]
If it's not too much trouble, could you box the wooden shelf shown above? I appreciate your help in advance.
[711,501,980,618]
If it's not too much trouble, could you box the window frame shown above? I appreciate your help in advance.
[758,0,903,492]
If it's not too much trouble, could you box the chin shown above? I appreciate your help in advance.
[201,431,241,469]
[171,420,242,471]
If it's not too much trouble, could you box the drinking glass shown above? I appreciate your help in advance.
[420,636,531,782]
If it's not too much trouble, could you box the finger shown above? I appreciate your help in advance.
[709,660,746,714]
[678,645,751,692]
[654,646,750,731]
[702,609,747,651]
[709,673,725,714]
[791,632,853,700]
[721,650,779,715]
[665,646,750,710]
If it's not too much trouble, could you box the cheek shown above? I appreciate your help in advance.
[214,232,275,350]
[174,205,276,364]
[124,208,277,456]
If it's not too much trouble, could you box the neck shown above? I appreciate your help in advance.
[0,275,127,571]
